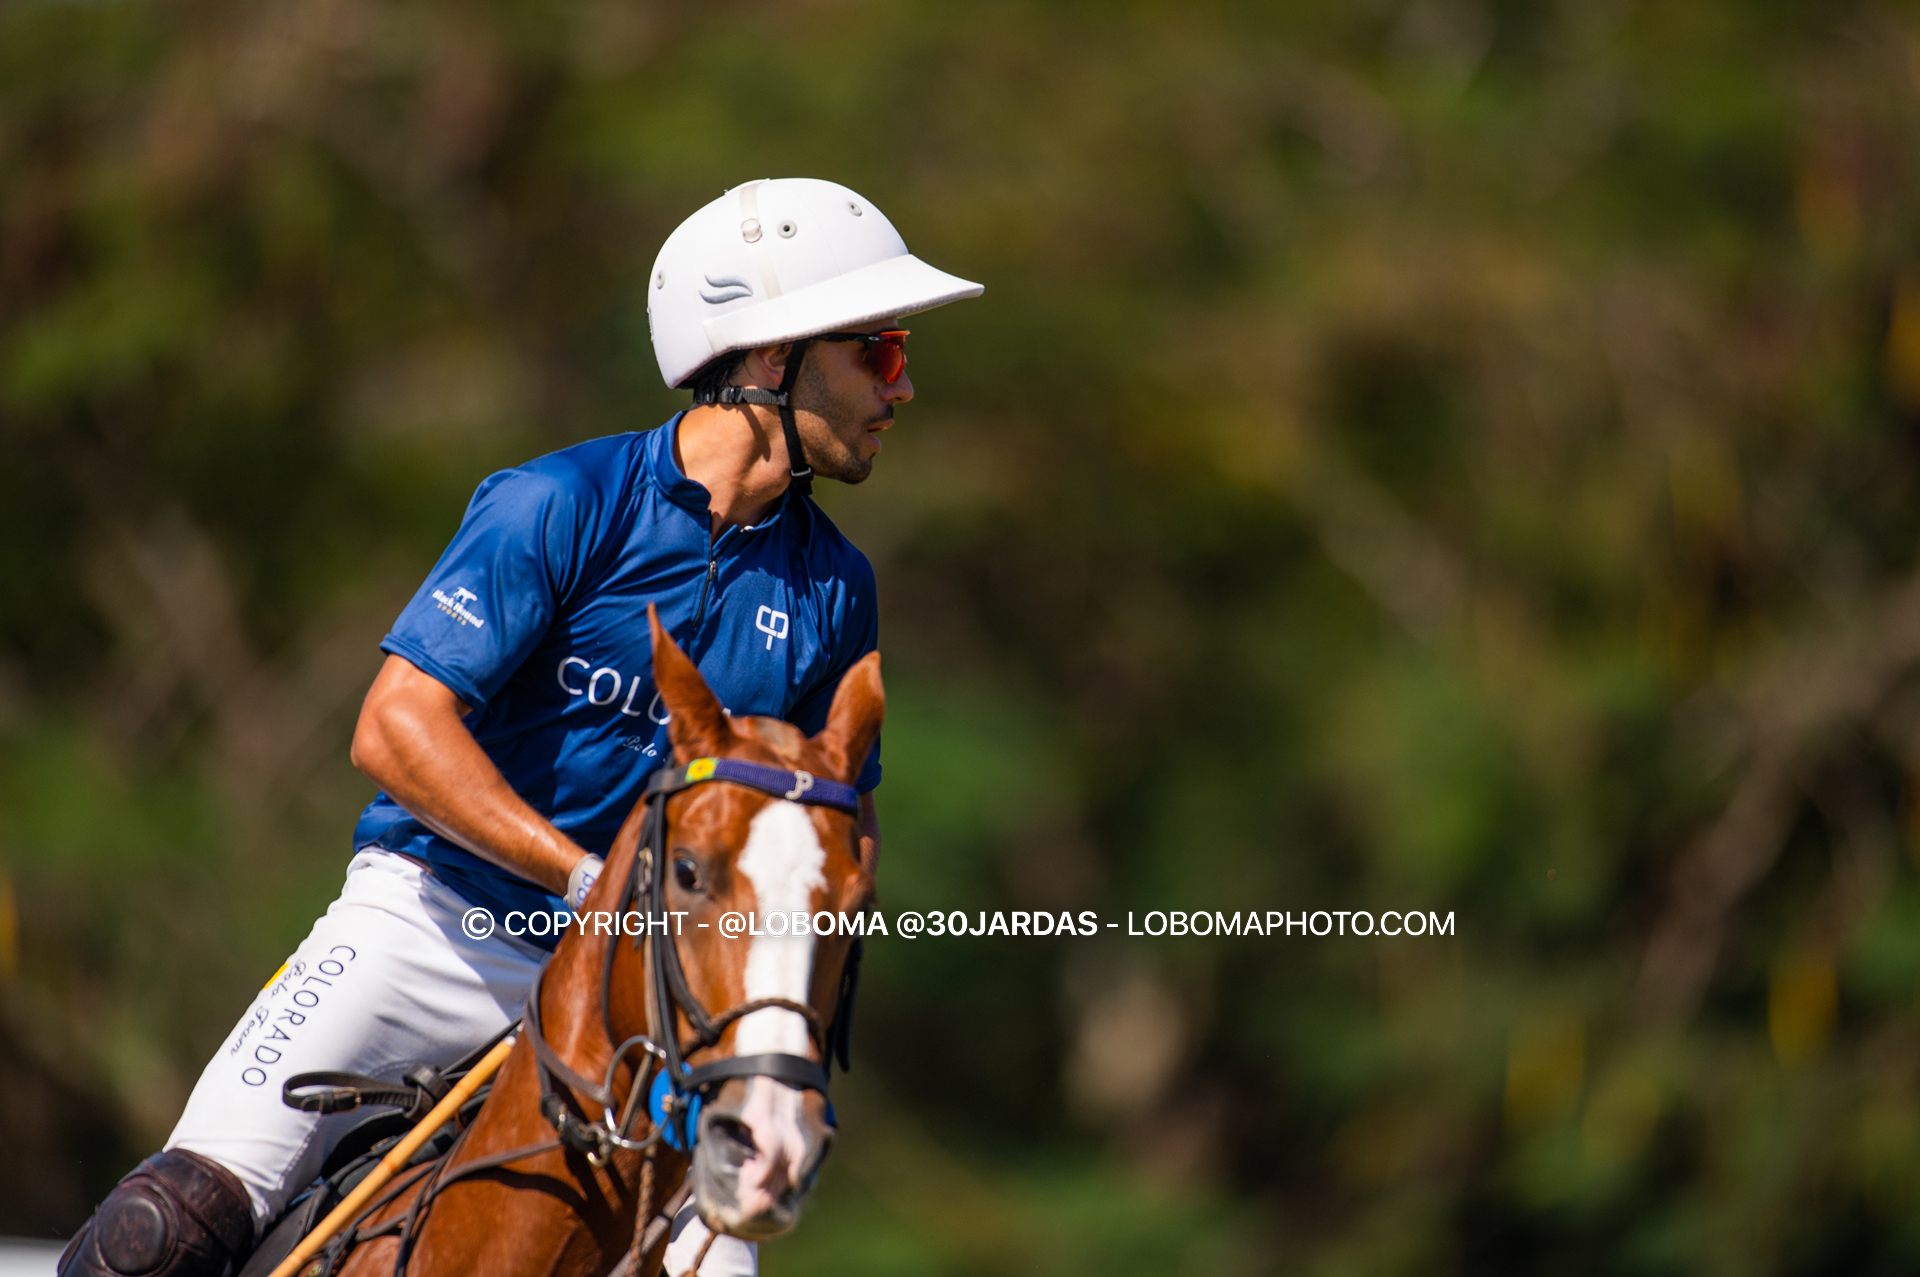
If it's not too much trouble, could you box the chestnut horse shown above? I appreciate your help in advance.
[318,607,880,1277]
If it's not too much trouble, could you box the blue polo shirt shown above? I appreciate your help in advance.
[353,413,880,948]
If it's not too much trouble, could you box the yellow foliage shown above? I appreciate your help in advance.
[1506,1012,1585,1132]
[1886,272,1920,412]
[1769,948,1837,1068]
[1582,1063,1662,1167]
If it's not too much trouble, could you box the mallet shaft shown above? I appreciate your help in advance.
[266,1035,517,1277]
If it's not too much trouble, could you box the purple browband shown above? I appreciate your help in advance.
[650,756,861,814]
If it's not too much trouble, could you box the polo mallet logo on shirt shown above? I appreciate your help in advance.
[755,606,790,650]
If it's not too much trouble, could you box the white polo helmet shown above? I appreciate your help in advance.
[647,178,983,389]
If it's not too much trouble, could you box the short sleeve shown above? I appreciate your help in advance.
[381,466,595,712]
[788,561,882,794]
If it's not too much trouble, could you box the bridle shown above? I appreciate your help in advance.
[266,756,866,1277]
[524,756,865,1164]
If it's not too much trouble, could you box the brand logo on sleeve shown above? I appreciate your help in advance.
[432,586,486,629]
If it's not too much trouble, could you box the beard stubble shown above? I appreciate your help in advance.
[790,354,885,485]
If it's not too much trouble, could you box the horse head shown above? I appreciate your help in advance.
[639,604,881,1240]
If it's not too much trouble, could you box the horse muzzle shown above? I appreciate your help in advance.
[690,1076,834,1240]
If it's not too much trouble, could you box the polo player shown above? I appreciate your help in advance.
[59,179,982,1277]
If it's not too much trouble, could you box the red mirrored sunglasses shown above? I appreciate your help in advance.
[812,330,910,384]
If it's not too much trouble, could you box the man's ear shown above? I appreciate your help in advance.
[817,652,884,782]
[649,604,731,762]
[740,342,792,388]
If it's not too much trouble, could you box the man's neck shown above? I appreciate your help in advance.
[675,403,793,535]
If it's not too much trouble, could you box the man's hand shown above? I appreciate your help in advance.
[351,654,593,896]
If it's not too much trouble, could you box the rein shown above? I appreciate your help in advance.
[525,756,864,1161]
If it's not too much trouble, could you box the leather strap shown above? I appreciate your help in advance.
[524,963,617,1111]
[775,339,812,495]
[682,1052,830,1095]
[282,1072,423,1115]
[829,935,862,1073]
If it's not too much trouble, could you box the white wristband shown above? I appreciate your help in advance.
[566,854,606,913]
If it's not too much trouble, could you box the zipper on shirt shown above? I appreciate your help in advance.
[691,557,719,632]
[688,523,744,642]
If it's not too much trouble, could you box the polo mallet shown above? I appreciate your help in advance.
[267,1035,517,1277]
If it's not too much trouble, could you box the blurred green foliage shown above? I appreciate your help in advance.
[6,0,1920,1271]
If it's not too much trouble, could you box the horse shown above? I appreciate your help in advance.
[289,605,881,1277]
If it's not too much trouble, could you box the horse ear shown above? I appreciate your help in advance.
[649,604,731,761]
[817,651,884,782]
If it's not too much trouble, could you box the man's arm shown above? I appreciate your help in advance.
[857,792,880,878]
[351,653,590,895]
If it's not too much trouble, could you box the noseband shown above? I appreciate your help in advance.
[525,757,865,1162]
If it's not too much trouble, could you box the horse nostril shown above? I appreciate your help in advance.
[708,1114,758,1167]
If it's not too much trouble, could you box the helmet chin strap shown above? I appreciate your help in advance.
[708,339,814,498]
[775,338,813,497]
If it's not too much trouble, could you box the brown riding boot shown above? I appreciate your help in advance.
[58,1149,255,1277]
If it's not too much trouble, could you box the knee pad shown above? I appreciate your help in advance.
[60,1150,254,1277]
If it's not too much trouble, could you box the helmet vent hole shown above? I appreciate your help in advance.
[741,219,762,243]
[655,271,665,290]
[777,220,797,238]
[848,202,862,216]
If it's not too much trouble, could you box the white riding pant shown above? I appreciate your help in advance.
[164,849,755,1276]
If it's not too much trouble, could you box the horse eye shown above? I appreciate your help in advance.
[673,857,702,891]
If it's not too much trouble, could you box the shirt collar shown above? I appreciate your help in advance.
[652,412,713,516]
[651,411,796,535]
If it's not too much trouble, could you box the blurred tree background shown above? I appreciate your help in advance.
[5,0,1920,1271]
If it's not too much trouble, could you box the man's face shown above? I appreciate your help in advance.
[787,321,914,485]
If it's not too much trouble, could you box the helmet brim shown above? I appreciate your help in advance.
[690,254,983,386]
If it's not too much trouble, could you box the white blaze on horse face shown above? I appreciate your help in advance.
[727,800,827,1213]
[736,801,826,1054]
